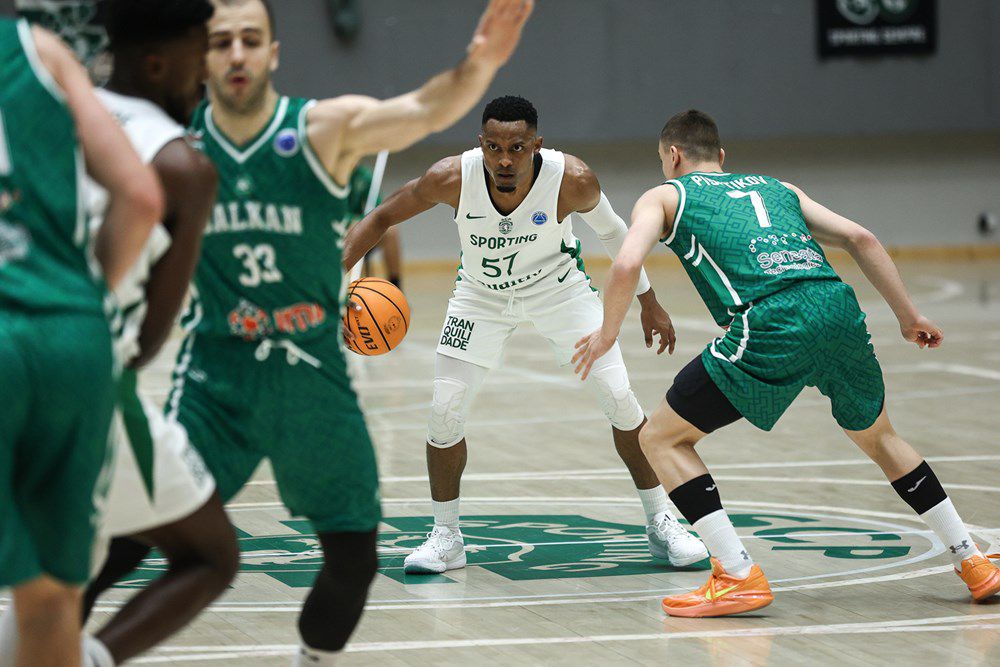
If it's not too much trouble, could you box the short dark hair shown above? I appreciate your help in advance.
[482,95,538,130]
[215,0,277,39]
[659,110,721,162]
[106,0,215,50]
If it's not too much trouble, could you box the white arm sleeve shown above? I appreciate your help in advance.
[577,192,652,296]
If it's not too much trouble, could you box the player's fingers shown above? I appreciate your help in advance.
[579,355,595,382]
[644,328,653,348]
[668,328,676,355]
[656,332,668,355]
[574,335,590,349]
[571,343,589,366]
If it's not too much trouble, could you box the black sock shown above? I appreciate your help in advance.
[668,474,723,525]
[890,461,947,515]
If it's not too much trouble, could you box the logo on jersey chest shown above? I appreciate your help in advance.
[274,129,300,158]
[531,210,548,226]
[498,218,513,235]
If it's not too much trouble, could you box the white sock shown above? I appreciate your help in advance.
[636,486,670,523]
[432,498,461,532]
[693,509,754,579]
[82,635,115,667]
[294,644,341,666]
[920,498,981,567]
[0,604,19,666]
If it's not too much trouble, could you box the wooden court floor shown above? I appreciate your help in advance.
[102,257,1000,665]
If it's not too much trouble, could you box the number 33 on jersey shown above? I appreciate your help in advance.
[186,97,351,342]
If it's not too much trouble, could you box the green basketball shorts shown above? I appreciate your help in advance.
[0,311,114,587]
[701,279,885,432]
[165,334,381,534]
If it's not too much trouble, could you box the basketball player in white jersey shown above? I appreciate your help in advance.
[0,2,239,665]
[343,96,708,573]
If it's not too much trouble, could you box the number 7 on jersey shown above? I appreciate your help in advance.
[727,189,772,228]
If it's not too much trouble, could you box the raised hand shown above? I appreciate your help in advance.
[466,0,535,69]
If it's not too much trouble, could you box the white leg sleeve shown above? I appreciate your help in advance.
[584,343,645,432]
[427,354,489,448]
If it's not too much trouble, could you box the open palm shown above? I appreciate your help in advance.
[467,0,535,68]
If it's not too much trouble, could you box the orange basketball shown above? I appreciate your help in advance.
[343,278,410,355]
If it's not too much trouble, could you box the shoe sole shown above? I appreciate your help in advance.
[403,554,467,575]
[662,594,774,618]
[971,572,1000,602]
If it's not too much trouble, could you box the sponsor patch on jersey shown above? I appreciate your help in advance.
[531,211,548,226]
[274,129,300,158]
[498,218,513,235]
[228,300,273,341]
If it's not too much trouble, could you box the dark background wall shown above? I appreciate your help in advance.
[274,0,1000,144]
[4,0,995,253]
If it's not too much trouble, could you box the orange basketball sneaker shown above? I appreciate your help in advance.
[956,554,1000,602]
[662,558,774,618]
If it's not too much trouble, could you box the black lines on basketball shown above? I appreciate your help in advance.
[353,284,409,331]
[345,282,371,356]
[352,291,391,350]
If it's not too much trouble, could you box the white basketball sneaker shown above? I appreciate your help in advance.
[647,511,710,567]
[403,525,467,574]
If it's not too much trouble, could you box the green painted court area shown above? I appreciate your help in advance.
[119,512,914,589]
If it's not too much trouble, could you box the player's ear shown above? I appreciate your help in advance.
[670,145,681,169]
[534,135,543,152]
[269,40,280,73]
[143,53,168,84]
[477,133,485,148]
[718,148,726,167]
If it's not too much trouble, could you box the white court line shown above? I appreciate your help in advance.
[135,613,1000,662]
[53,561,961,616]
[245,453,1000,486]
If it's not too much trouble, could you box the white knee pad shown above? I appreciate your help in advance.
[427,377,470,448]
[588,363,645,432]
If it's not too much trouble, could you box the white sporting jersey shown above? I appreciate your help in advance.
[455,148,584,295]
[86,89,184,365]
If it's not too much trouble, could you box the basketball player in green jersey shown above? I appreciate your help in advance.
[162,1,532,662]
[574,110,1000,617]
[0,19,161,667]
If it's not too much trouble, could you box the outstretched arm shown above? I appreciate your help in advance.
[34,26,162,289]
[573,186,677,380]
[134,139,217,368]
[786,182,942,348]
[342,156,461,271]
[309,0,533,182]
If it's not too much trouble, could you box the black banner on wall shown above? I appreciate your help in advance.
[817,0,936,57]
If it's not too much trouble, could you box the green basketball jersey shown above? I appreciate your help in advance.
[187,96,352,344]
[0,19,103,315]
[347,164,381,225]
[663,171,840,326]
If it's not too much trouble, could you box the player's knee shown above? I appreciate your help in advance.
[589,365,644,432]
[14,579,80,625]
[427,376,469,448]
[640,416,697,454]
